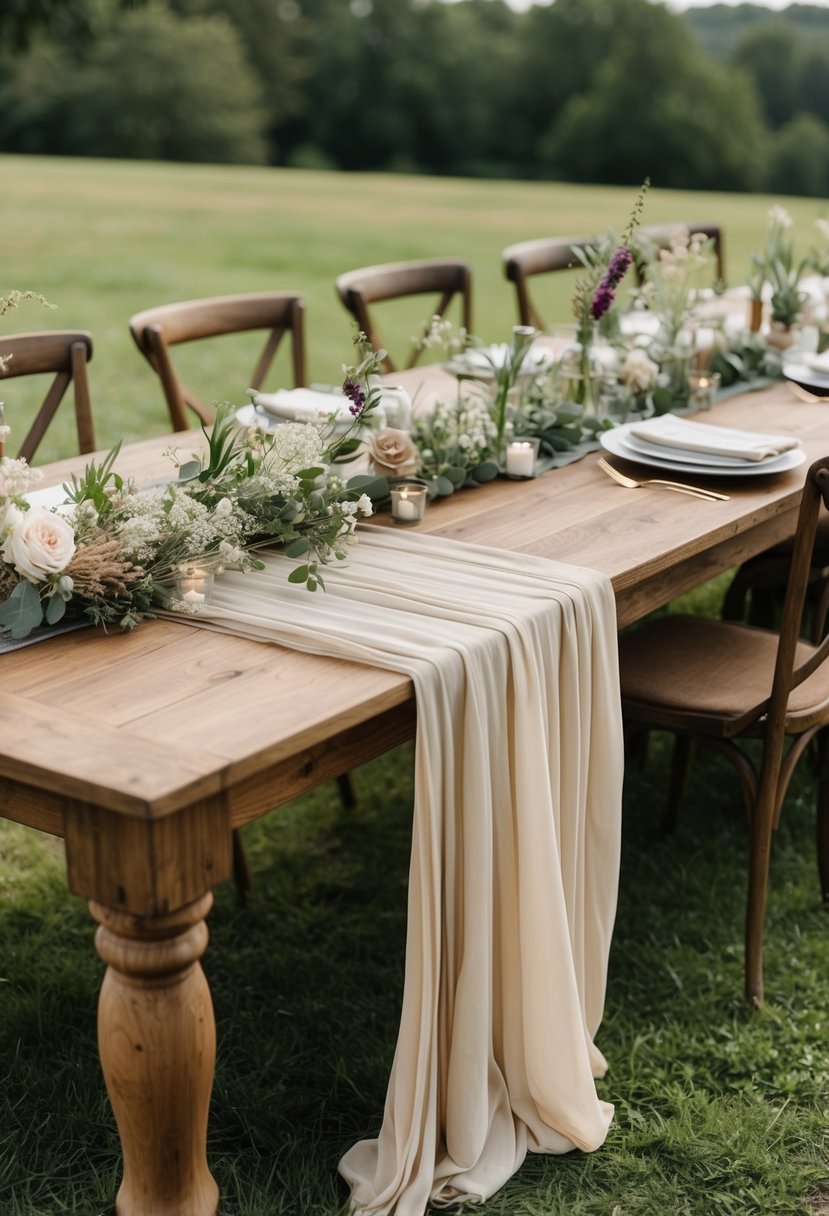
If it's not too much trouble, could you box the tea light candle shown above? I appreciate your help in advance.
[176,565,214,605]
[505,437,539,479]
[688,370,721,412]
[390,482,427,525]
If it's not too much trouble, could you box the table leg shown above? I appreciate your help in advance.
[90,892,219,1216]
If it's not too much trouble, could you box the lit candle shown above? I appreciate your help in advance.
[688,370,721,412]
[505,439,538,479]
[390,482,427,525]
[176,565,214,605]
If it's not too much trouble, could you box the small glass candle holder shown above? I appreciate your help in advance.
[504,436,541,480]
[176,564,214,605]
[688,370,721,412]
[390,481,427,525]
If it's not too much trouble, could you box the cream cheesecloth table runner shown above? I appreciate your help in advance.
[194,526,623,1214]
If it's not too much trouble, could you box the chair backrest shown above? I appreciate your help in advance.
[0,330,95,463]
[335,259,472,374]
[502,237,598,331]
[129,292,306,432]
[636,222,726,287]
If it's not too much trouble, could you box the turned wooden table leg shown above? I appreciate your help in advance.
[91,893,219,1216]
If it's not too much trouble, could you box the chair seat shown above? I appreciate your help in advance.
[619,615,829,736]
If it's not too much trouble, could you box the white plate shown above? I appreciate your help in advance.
[600,425,806,477]
[782,360,829,396]
[449,344,554,376]
[619,429,798,472]
[235,403,353,435]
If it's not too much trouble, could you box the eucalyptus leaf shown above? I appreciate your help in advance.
[0,580,44,639]
[434,475,456,497]
[444,465,467,487]
[178,461,201,481]
[284,539,310,558]
[45,594,67,625]
[287,565,309,584]
[471,461,499,483]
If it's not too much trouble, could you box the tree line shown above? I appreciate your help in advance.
[2,0,829,196]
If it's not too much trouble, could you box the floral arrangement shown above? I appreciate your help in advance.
[0,336,386,641]
[749,205,811,330]
[636,226,714,351]
[412,394,499,495]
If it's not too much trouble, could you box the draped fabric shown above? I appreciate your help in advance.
[195,526,623,1214]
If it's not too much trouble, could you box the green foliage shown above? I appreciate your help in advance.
[768,114,829,199]
[537,0,765,192]
[1,7,269,164]
[2,0,829,193]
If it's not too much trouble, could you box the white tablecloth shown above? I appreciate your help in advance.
[194,526,623,1214]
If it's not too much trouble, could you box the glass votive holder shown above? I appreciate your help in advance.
[390,481,427,525]
[596,376,630,426]
[688,370,721,412]
[176,564,214,605]
[504,436,541,480]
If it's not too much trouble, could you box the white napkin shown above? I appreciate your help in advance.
[249,387,354,424]
[804,349,829,374]
[628,414,800,463]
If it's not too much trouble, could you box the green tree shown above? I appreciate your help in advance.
[732,22,801,129]
[168,0,309,163]
[1,7,269,164]
[766,112,829,198]
[538,0,764,192]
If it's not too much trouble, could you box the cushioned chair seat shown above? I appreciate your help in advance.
[620,615,829,736]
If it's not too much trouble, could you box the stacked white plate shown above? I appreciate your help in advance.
[783,349,829,397]
[599,414,805,478]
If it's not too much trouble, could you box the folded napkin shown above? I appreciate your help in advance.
[249,387,353,424]
[804,349,829,375]
[628,414,800,463]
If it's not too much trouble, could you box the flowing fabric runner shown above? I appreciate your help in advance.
[194,526,623,1214]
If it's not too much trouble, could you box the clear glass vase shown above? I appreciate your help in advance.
[558,326,609,418]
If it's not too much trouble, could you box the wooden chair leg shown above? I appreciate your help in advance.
[817,732,829,905]
[337,772,357,810]
[663,735,695,833]
[624,725,649,771]
[232,775,357,902]
[232,829,252,904]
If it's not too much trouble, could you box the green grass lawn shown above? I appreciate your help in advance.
[1,156,829,1215]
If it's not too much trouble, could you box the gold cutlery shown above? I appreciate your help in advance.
[596,456,730,501]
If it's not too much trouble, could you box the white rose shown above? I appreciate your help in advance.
[620,349,660,393]
[2,506,76,582]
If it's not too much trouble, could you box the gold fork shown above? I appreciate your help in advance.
[596,456,730,502]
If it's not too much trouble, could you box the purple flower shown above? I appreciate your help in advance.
[590,245,633,321]
[342,378,366,416]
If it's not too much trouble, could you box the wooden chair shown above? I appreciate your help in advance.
[502,236,598,331]
[618,455,829,1006]
[636,222,726,287]
[129,293,306,432]
[0,331,95,462]
[335,259,472,373]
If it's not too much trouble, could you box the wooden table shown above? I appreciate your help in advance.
[0,384,826,1216]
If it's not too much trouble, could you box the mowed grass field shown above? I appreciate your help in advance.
[4,153,829,460]
[2,156,829,1215]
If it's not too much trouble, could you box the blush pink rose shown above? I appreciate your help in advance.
[2,506,76,582]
